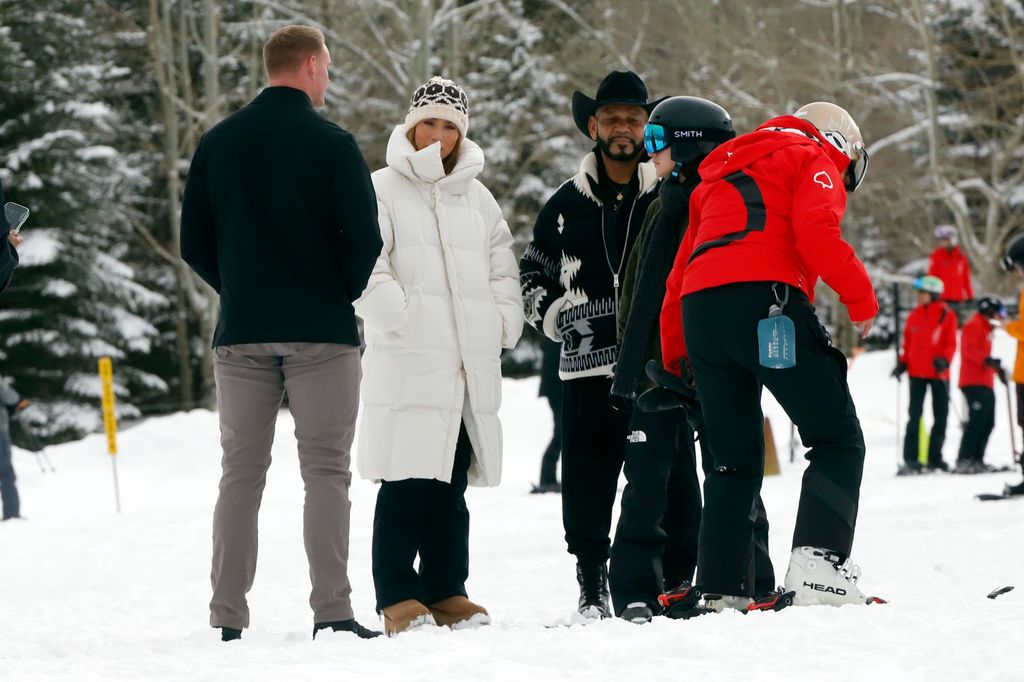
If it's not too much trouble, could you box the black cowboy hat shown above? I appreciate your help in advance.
[571,71,664,138]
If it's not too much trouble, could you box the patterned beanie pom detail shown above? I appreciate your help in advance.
[403,76,470,138]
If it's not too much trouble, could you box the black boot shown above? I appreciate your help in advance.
[219,626,242,642]
[576,562,612,620]
[312,618,383,640]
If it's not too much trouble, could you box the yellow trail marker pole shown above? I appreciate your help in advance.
[98,357,121,513]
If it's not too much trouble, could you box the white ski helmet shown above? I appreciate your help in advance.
[914,275,945,296]
[793,102,869,192]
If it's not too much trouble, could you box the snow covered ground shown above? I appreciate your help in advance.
[3,336,1022,681]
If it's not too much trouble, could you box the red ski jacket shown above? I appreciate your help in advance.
[660,115,878,372]
[927,246,973,303]
[959,312,995,388]
[900,301,957,380]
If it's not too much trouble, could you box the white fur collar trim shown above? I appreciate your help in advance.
[570,152,659,205]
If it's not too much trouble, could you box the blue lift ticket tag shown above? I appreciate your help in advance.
[757,313,796,369]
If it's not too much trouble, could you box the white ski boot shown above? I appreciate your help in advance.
[784,546,885,606]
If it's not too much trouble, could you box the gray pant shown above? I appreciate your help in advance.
[210,342,360,629]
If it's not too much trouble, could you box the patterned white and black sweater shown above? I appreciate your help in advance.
[520,152,660,380]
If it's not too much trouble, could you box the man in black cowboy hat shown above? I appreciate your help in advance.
[520,71,662,621]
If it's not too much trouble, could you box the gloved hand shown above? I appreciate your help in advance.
[890,362,907,379]
[933,357,950,373]
[638,359,703,433]
[984,357,1003,370]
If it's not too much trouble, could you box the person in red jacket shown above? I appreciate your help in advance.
[928,225,973,321]
[891,275,958,473]
[954,296,1008,473]
[657,102,880,612]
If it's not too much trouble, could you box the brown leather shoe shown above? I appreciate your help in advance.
[381,599,436,636]
[428,596,491,629]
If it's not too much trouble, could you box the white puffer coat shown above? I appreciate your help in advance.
[354,126,523,487]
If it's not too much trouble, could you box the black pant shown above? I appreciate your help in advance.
[683,283,866,597]
[371,423,472,611]
[561,376,631,565]
[608,409,701,614]
[540,389,563,485]
[958,386,995,463]
[903,378,949,466]
[1016,382,1024,430]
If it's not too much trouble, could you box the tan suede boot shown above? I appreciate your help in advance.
[381,599,436,637]
[428,596,491,629]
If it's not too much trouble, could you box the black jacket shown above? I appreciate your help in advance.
[181,86,383,347]
[611,174,700,404]
[0,178,18,294]
[520,152,659,380]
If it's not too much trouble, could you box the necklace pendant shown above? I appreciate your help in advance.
[616,193,624,201]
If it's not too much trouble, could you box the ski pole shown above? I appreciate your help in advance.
[944,379,965,429]
[18,412,55,473]
[1005,380,1021,473]
[896,375,902,466]
[789,420,796,464]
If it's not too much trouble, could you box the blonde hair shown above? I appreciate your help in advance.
[263,25,325,79]
[406,126,463,175]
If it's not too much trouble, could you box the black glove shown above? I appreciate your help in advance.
[891,362,907,379]
[933,357,950,373]
[638,360,703,433]
[984,357,1003,370]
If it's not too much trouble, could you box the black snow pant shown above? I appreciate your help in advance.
[903,377,949,467]
[561,376,631,566]
[958,386,996,464]
[683,282,866,597]
[1016,382,1024,431]
[608,409,701,614]
[540,388,563,486]
[371,423,472,612]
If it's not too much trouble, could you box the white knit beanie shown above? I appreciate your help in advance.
[403,76,470,138]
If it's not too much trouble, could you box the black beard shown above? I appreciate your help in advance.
[597,135,643,162]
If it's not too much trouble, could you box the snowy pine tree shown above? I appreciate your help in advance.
[0,0,169,443]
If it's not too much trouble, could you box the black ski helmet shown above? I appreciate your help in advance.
[644,96,735,166]
[977,296,1006,319]
[1003,234,1024,272]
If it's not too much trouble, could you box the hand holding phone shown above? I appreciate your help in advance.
[4,202,30,234]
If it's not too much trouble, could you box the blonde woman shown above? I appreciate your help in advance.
[354,76,523,636]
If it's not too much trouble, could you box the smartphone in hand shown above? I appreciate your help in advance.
[4,202,30,234]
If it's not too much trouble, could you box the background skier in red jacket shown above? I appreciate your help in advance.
[954,296,1007,473]
[657,102,881,613]
[891,275,958,473]
[928,224,973,322]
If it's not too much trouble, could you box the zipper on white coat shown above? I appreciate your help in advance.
[431,184,472,371]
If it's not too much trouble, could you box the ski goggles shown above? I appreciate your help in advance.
[643,123,669,155]
[644,124,736,156]
[821,129,870,192]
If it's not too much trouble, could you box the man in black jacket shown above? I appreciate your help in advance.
[0,178,23,294]
[180,25,383,643]
[520,71,661,620]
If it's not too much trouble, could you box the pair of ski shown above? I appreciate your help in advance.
[976,486,1023,501]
